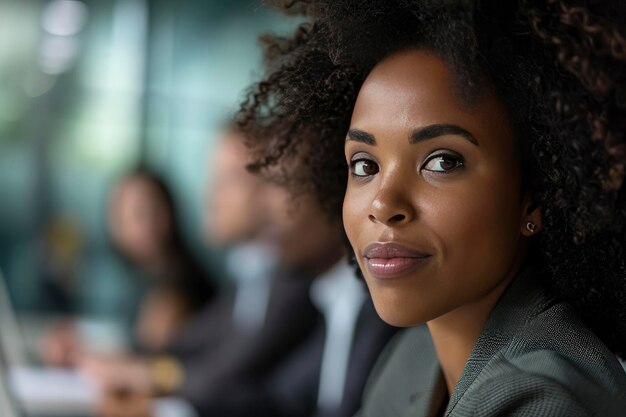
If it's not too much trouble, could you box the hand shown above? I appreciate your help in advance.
[78,353,152,394]
[98,390,153,417]
[40,319,81,367]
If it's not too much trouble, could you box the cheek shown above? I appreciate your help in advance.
[430,177,522,280]
[342,185,370,249]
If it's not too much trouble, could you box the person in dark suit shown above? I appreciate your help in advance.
[161,127,326,401]
[81,129,351,417]
[188,257,397,417]
[236,0,626,415]
[182,185,397,417]
[264,294,397,417]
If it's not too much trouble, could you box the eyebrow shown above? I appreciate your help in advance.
[346,129,376,145]
[346,123,478,146]
[410,124,478,146]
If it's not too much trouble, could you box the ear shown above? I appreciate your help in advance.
[521,197,543,237]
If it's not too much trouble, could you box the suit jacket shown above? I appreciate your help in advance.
[167,267,321,409]
[190,297,397,417]
[357,268,626,417]
[267,297,398,417]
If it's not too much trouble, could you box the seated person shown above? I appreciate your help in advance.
[83,130,397,417]
[42,169,216,364]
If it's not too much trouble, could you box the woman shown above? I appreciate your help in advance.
[107,168,216,352]
[237,0,626,415]
[42,169,215,365]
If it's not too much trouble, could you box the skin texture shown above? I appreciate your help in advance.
[343,50,541,392]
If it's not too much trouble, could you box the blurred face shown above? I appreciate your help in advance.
[264,185,344,270]
[343,50,532,327]
[109,177,172,264]
[205,132,265,246]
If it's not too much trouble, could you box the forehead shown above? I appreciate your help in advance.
[112,178,165,212]
[353,50,468,125]
[350,49,511,144]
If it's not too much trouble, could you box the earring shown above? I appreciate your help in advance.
[526,222,537,234]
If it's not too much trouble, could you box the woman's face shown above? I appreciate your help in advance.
[109,177,173,264]
[343,50,532,326]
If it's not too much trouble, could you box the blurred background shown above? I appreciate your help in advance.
[0,0,293,342]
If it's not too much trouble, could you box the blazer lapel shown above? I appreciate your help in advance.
[445,267,552,415]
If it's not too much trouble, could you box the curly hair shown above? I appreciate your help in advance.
[236,0,626,355]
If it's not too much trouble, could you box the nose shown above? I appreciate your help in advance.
[368,175,416,226]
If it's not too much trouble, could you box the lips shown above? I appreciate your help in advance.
[362,242,432,279]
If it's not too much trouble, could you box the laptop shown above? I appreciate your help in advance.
[0,267,99,416]
[0,350,20,417]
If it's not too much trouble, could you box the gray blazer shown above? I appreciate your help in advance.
[357,269,626,417]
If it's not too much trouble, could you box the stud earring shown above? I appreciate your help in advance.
[526,222,537,234]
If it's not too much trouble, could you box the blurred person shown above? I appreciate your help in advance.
[78,127,326,416]
[109,169,216,353]
[190,185,398,417]
[205,126,267,247]
[205,126,278,334]
[85,143,397,417]
[142,128,327,404]
[41,169,216,365]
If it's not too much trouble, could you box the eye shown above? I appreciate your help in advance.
[350,158,379,177]
[421,152,464,174]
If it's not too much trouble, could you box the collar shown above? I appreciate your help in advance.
[226,242,277,285]
[309,258,367,313]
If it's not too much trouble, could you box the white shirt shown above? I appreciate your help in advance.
[226,242,277,334]
[310,259,367,412]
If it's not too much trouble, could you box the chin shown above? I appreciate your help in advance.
[371,299,426,328]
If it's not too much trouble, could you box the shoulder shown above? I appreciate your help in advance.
[462,349,626,417]
[459,300,626,417]
[466,358,593,417]
[509,298,626,391]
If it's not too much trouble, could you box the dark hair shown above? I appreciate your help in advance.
[109,167,214,311]
[236,0,626,355]
[109,167,183,252]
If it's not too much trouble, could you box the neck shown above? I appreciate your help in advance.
[427,259,525,395]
